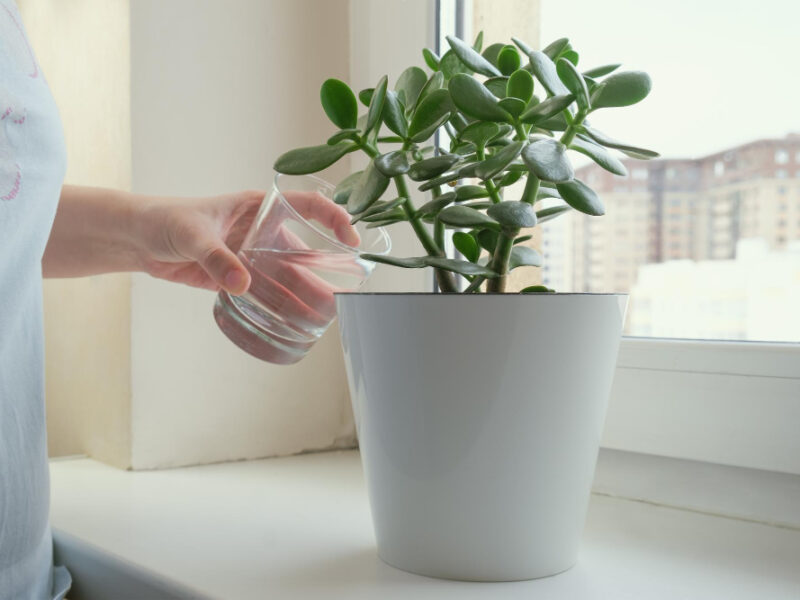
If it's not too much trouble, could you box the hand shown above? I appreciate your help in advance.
[136,190,359,300]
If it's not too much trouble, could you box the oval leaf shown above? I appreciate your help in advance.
[408,88,453,142]
[519,93,574,124]
[327,128,361,145]
[452,231,480,263]
[474,140,525,180]
[525,50,570,96]
[455,185,489,200]
[482,43,506,67]
[507,69,534,103]
[497,45,521,76]
[556,179,605,216]
[460,121,501,148]
[449,74,511,122]
[347,161,391,214]
[591,71,652,109]
[521,285,554,293]
[374,150,410,177]
[395,66,427,111]
[333,170,364,205]
[542,38,570,60]
[556,58,590,110]
[382,90,408,137]
[439,48,473,80]
[570,138,627,176]
[509,246,543,269]
[361,254,426,269]
[536,204,571,224]
[581,126,660,159]
[417,191,457,217]
[476,229,499,252]
[446,35,502,77]
[483,76,509,99]
[351,197,407,223]
[408,154,460,181]
[274,142,356,175]
[365,75,388,134]
[320,79,358,130]
[497,97,526,118]
[582,64,621,78]
[522,139,574,182]
[358,88,374,107]
[438,205,500,229]
[422,48,440,71]
[425,256,498,278]
[487,201,537,229]
[416,71,445,108]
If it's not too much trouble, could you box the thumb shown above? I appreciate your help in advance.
[197,242,251,295]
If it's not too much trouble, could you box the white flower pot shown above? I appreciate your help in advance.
[335,292,628,582]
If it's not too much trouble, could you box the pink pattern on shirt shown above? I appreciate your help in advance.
[0,106,25,201]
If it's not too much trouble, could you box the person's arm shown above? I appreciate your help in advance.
[43,185,358,296]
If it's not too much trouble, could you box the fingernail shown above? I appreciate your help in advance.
[224,270,247,294]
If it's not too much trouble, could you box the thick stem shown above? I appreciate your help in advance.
[513,121,527,141]
[521,173,540,205]
[485,231,516,293]
[463,275,485,294]
[559,108,587,147]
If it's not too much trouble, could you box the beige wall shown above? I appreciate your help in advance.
[18,0,132,467]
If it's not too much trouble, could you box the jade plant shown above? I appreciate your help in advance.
[274,34,658,293]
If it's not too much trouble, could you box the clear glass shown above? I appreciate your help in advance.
[214,173,391,364]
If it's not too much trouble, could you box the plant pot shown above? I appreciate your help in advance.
[335,292,628,582]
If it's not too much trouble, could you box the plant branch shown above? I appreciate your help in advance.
[521,173,540,205]
[485,230,517,293]
[559,108,587,147]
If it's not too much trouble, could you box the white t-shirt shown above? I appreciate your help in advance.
[0,2,70,598]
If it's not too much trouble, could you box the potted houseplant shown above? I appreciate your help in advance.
[275,33,657,582]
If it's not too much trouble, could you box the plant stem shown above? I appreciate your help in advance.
[477,145,503,204]
[559,108,587,147]
[513,121,527,141]
[486,231,516,293]
[521,173,540,205]
[432,184,445,251]
[463,275,485,293]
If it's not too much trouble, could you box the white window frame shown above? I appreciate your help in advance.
[362,0,800,478]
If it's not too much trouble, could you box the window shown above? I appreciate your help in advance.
[775,149,789,164]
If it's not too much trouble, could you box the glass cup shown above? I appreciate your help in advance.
[214,173,391,365]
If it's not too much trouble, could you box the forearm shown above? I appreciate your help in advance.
[43,185,144,278]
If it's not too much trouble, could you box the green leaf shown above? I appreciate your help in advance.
[418,170,460,192]
[582,64,620,78]
[522,139,574,182]
[509,246,543,269]
[562,50,579,66]
[382,90,408,137]
[519,93,574,124]
[438,205,500,229]
[327,128,361,145]
[542,37,570,60]
[536,204,571,223]
[374,150,410,177]
[407,88,453,142]
[360,254,426,269]
[417,192,457,217]
[453,231,480,263]
[497,97,526,118]
[497,45,521,76]
[365,75,388,134]
[511,37,534,56]
[365,217,406,229]
[483,76,509,99]
[556,179,605,216]
[333,170,364,205]
[461,200,493,210]
[476,229,499,252]
[507,69,534,103]
[350,197,406,223]
[455,185,489,200]
[446,35,502,77]
[514,234,533,244]
[274,142,357,175]
[407,154,460,181]
[556,58,590,110]
[524,50,570,96]
[487,201,537,229]
[459,121,501,148]
[521,285,554,293]
[439,49,473,80]
[416,71,445,108]
[537,112,569,132]
[570,138,627,176]
[496,169,524,187]
[347,161,391,214]
[474,140,525,180]
[396,66,427,112]
[358,88,374,107]
[320,79,358,130]
[377,135,405,144]
[481,43,506,68]
[449,74,511,122]
[472,30,484,52]
[424,256,498,278]
[422,48,440,71]
[591,71,652,109]
[360,207,406,223]
[580,126,660,159]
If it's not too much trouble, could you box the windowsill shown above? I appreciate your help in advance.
[49,450,800,600]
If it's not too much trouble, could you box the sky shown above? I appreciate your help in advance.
[540,0,800,159]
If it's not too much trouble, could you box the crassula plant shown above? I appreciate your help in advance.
[274,33,658,293]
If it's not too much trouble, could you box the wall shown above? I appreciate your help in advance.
[129,0,358,469]
[18,0,133,467]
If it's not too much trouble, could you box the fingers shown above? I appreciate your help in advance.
[283,190,361,247]
[194,242,251,295]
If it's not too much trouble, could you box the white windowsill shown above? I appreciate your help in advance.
[49,450,800,600]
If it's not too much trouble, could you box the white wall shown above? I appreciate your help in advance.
[129,0,358,469]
